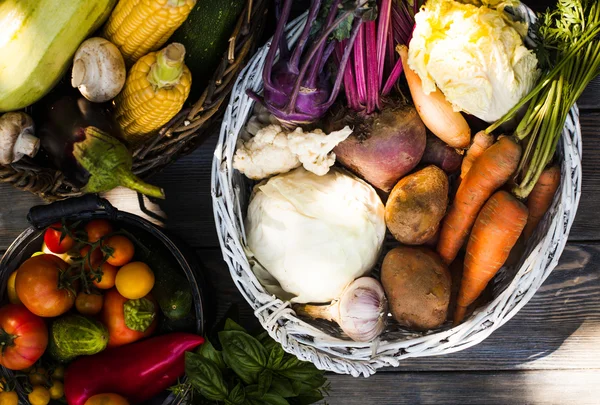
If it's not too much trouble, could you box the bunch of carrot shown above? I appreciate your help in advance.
[436,135,562,324]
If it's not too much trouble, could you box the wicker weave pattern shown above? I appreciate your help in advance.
[0,0,267,201]
[211,9,583,377]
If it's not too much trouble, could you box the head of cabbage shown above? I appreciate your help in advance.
[245,167,386,304]
[408,0,540,123]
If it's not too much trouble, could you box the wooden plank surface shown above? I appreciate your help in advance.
[325,369,600,405]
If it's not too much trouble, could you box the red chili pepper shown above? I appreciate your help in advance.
[64,333,204,405]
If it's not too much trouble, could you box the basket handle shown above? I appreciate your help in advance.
[27,195,117,229]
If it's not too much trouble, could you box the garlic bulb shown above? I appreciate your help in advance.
[296,277,388,342]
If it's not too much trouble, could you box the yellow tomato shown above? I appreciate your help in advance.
[6,271,19,305]
[115,262,155,299]
[28,386,50,405]
[31,252,44,257]
[49,380,64,400]
[51,366,65,380]
[0,391,18,405]
[84,393,130,405]
[28,367,47,386]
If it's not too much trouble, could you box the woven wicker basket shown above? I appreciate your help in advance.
[0,0,267,201]
[211,8,583,377]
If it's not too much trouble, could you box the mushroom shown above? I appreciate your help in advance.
[0,112,39,165]
[72,37,126,103]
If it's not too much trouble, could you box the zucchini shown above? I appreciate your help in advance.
[170,0,246,100]
[0,0,117,112]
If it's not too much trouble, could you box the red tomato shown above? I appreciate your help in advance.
[0,304,48,370]
[43,223,74,254]
[102,288,156,348]
[102,236,134,267]
[15,255,77,317]
[85,220,113,243]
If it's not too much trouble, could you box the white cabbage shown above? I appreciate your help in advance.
[245,167,386,303]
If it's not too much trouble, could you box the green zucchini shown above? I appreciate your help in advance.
[170,0,246,100]
[0,0,117,112]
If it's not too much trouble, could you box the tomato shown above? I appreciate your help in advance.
[85,220,114,243]
[0,391,18,405]
[15,255,76,317]
[49,380,64,400]
[28,367,48,386]
[102,236,134,267]
[43,223,74,254]
[84,393,130,405]
[75,292,103,315]
[0,304,47,370]
[115,262,155,299]
[92,263,118,290]
[6,272,19,305]
[28,386,50,405]
[80,246,103,271]
[51,366,65,380]
[102,288,157,348]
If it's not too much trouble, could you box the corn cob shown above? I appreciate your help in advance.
[103,0,196,66]
[115,43,192,145]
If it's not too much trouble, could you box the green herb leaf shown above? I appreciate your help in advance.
[197,339,226,371]
[267,344,286,370]
[224,319,247,332]
[219,330,268,384]
[269,376,298,398]
[245,386,290,405]
[256,332,278,352]
[276,356,324,381]
[185,352,229,401]
[227,382,246,405]
[258,369,273,397]
[288,390,325,405]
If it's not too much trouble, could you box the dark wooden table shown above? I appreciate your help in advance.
[2,3,600,404]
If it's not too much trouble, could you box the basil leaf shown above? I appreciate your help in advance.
[197,339,226,371]
[219,330,268,384]
[292,374,328,392]
[256,332,278,351]
[288,390,325,405]
[246,387,290,405]
[227,382,246,405]
[258,369,273,397]
[267,344,286,370]
[225,318,247,332]
[269,376,298,398]
[276,356,323,380]
[185,352,229,401]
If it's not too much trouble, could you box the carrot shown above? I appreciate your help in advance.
[454,190,528,324]
[522,165,561,239]
[398,45,471,149]
[460,131,495,179]
[437,136,522,265]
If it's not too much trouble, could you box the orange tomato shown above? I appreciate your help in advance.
[15,255,76,317]
[92,263,118,290]
[85,220,114,243]
[80,246,103,271]
[84,394,129,405]
[75,292,104,315]
[102,289,157,348]
[102,236,134,267]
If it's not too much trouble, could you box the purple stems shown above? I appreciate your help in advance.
[382,57,404,96]
[365,21,379,113]
[289,0,323,74]
[376,0,392,90]
[306,0,342,88]
[354,25,367,105]
[263,0,294,96]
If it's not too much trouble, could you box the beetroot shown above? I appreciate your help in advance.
[329,103,426,192]
[421,133,463,173]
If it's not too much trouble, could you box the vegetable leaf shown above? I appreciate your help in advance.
[245,386,290,405]
[269,376,298,398]
[225,319,248,332]
[288,390,325,405]
[197,339,226,371]
[276,356,324,380]
[185,352,229,401]
[267,344,286,370]
[227,383,246,405]
[256,332,278,352]
[258,369,273,397]
[219,330,268,384]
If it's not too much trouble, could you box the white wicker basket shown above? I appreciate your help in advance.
[211,8,583,377]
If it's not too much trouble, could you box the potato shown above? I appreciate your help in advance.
[385,165,448,245]
[381,246,451,331]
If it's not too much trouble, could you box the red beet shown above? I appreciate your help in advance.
[421,133,463,173]
[329,103,426,192]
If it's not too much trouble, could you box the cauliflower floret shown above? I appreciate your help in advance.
[233,124,352,180]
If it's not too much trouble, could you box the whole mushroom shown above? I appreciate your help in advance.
[72,37,126,103]
[0,112,39,165]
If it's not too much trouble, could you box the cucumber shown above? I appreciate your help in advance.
[49,315,109,363]
[0,0,117,112]
[170,0,246,100]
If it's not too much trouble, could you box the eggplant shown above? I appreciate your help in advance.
[37,95,164,198]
